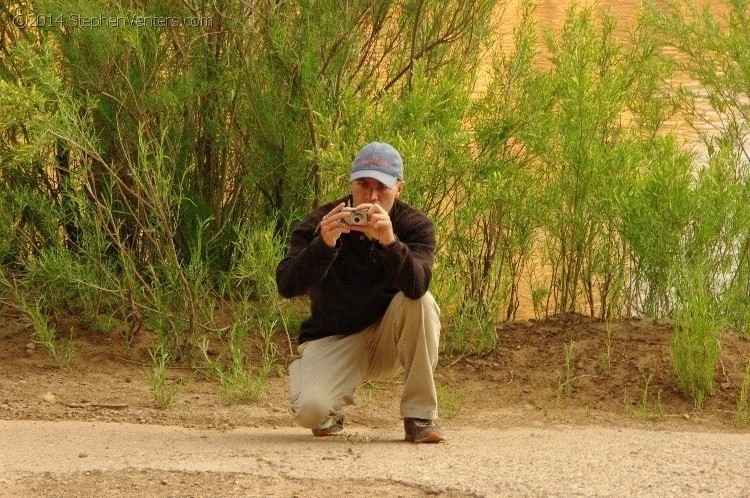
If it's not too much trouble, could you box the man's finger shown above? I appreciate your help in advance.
[323,203,346,221]
[322,211,349,226]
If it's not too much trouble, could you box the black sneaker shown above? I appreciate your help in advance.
[312,416,344,437]
[404,418,446,443]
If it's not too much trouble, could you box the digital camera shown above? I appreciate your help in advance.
[342,207,369,225]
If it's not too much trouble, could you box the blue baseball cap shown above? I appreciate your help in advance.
[350,141,404,188]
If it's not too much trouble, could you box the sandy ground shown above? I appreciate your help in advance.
[2,419,749,497]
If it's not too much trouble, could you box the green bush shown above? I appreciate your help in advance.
[646,0,750,334]
[670,265,723,408]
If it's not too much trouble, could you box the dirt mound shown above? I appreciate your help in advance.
[1,307,748,432]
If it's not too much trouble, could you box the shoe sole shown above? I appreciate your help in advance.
[406,429,446,444]
[312,426,343,437]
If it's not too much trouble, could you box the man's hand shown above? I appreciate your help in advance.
[319,203,351,248]
[349,203,397,246]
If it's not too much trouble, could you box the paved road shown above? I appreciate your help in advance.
[1,420,749,497]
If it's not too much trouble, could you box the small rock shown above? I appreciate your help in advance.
[42,393,57,404]
[78,453,88,458]
[161,479,168,486]
[683,414,690,420]
[26,342,36,350]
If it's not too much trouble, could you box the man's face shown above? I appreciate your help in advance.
[350,177,403,212]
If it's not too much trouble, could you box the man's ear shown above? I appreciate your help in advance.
[395,180,405,197]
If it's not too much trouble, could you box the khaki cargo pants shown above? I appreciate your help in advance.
[288,292,441,430]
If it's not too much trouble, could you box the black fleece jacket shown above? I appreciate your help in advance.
[276,196,436,344]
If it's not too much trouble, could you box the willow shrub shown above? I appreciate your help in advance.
[670,264,723,409]
[467,3,686,323]
[531,5,683,319]
[435,0,542,352]
[1,1,499,359]
[645,0,750,404]
[648,0,750,325]
[618,137,695,318]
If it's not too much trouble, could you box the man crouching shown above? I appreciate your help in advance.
[276,141,444,443]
